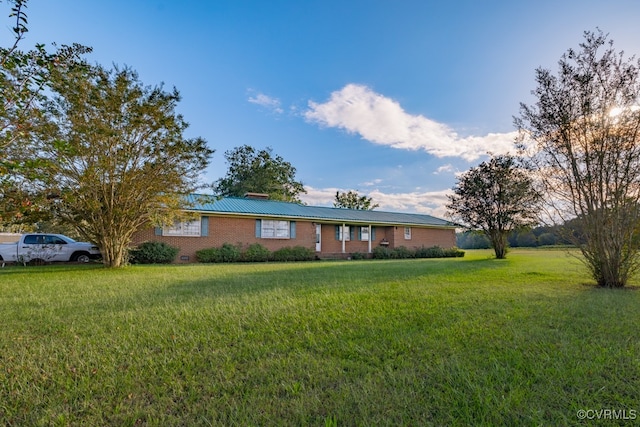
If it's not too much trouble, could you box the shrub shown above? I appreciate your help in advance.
[391,246,414,259]
[196,243,242,263]
[129,241,179,264]
[350,252,366,260]
[443,247,465,258]
[219,243,242,262]
[415,246,445,258]
[272,246,315,262]
[243,243,271,262]
[195,247,220,263]
[372,246,392,259]
[415,246,465,259]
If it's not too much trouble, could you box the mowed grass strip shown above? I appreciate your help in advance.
[1,249,639,426]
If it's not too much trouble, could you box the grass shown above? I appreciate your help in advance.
[1,249,639,426]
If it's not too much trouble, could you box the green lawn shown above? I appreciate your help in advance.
[1,249,639,426]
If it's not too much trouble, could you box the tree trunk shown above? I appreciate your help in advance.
[99,236,129,268]
[489,231,508,259]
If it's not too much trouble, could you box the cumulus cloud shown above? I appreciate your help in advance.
[304,84,516,161]
[434,164,454,175]
[248,92,283,114]
[301,186,453,218]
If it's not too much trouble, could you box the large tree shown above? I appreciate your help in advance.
[214,145,306,202]
[334,190,379,210]
[515,30,640,288]
[446,155,541,259]
[35,64,213,267]
[0,0,89,226]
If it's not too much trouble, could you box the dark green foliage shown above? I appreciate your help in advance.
[272,246,315,262]
[243,243,271,262]
[198,244,314,263]
[447,155,541,259]
[196,243,241,263]
[218,243,242,262]
[390,246,414,259]
[537,232,557,246]
[195,247,219,263]
[334,190,379,210]
[350,252,366,260]
[374,245,464,259]
[0,1,90,226]
[130,241,179,264]
[457,231,491,249]
[214,145,306,203]
[372,246,392,259]
[415,245,445,258]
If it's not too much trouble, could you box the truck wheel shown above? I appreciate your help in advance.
[73,253,91,263]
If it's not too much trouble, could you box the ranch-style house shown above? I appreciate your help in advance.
[131,193,457,262]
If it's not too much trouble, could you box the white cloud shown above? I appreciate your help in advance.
[305,84,516,161]
[361,178,383,187]
[301,186,453,219]
[434,164,454,174]
[248,92,283,114]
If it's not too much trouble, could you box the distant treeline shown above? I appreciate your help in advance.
[456,221,584,249]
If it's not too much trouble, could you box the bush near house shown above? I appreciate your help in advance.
[195,243,242,263]
[242,243,271,262]
[197,243,315,263]
[373,245,464,260]
[129,241,179,264]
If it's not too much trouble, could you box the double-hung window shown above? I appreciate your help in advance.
[404,227,412,240]
[338,225,350,241]
[163,220,202,237]
[261,220,290,239]
[360,226,369,242]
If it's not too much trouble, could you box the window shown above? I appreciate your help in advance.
[163,220,201,236]
[360,226,369,241]
[261,220,290,239]
[404,227,412,240]
[338,225,350,241]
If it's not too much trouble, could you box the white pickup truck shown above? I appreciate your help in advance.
[0,233,101,265]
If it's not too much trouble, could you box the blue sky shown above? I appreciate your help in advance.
[18,0,640,217]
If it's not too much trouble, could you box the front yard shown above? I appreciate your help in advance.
[1,249,638,425]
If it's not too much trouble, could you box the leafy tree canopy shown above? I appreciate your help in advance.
[214,145,306,203]
[33,64,213,267]
[334,190,379,210]
[0,0,90,226]
[446,155,541,259]
[516,29,640,287]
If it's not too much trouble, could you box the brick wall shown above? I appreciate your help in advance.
[131,216,456,263]
[131,215,317,262]
[317,224,456,257]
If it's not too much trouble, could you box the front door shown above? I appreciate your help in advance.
[315,224,321,252]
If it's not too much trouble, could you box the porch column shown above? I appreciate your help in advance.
[368,224,372,253]
[341,223,346,253]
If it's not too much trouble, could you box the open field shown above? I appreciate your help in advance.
[1,249,639,426]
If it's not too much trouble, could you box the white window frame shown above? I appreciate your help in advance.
[404,227,412,240]
[338,225,350,241]
[360,226,369,242]
[261,220,290,239]
[163,219,201,237]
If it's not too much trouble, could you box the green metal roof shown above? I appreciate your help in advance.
[185,195,455,228]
